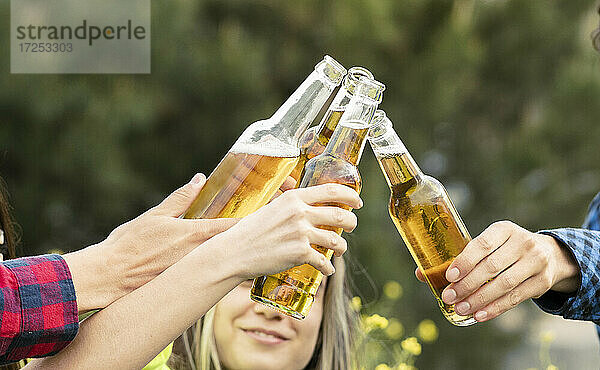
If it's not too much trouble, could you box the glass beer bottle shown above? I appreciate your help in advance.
[288,66,376,181]
[183,56,346,220]
[368,111,476,326]
[251,77,386,319]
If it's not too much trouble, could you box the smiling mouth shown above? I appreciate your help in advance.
[242,329,289,344]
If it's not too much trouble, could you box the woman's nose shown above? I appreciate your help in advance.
[252,303,284,320]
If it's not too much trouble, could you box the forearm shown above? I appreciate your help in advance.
[25,234,243,369]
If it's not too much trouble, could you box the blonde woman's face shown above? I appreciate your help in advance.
[213,279,326,370]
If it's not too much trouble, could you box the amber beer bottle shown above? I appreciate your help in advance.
[183,56,346,220]
[288,67,376,181]
[251,77,386,319]
[368,112,476,326]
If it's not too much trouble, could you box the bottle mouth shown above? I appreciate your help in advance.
[344,66,375,90]
[354,76,386,104]
[368,109,394,141]
[316,55,347,87]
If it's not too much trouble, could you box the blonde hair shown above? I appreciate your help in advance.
[174,257,359,370]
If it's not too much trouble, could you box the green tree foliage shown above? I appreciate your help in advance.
[1,1,599,368]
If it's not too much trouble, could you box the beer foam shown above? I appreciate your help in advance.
[231,134,299,158]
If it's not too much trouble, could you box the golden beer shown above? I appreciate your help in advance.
[252,77,385,319]
[183,55,347,220]
[369,113,476,326]
[184,149,299,219]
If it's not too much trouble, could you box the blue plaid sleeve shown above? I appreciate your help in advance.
[534,228,600,324]
[533,192,600,326]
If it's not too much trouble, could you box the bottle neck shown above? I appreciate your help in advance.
[369,127,424,188]
[267,57,345,148]
[315,88,352,144]
[267,71,336,147]
[322,88,380,165]
[314,67,378,147]
[323,121,370,166]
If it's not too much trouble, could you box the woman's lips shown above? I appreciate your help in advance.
[242,328,289,345]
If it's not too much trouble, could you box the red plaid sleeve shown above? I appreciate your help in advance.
[0,254,78,364]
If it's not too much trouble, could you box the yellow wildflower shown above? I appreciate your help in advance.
[546,365,558,370]
[397,364,416,370]
[375,364,391,370]
[384,318,404,339]
[401,337,422,356]
[350,296,362,312]
[417,319,438,343]
[364,314,389,332]
[383,280,403,300]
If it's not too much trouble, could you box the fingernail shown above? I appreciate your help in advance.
[190,173,205,186]
[475,311,487,321]
[455,301,470,315]
[358,198,364,208]
[442,288,457,304]
[446,267,460,282]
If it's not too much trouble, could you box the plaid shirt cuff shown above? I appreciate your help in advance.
[533,228,600,324]
[1,254,79,362]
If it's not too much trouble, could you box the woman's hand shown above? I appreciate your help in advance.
[415,221,580,322]
[217,183,362,280]
[64,173,239,312]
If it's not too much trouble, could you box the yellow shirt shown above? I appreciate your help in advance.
[142,342,173,370]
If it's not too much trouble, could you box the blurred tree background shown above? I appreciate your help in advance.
[1,0,599,369]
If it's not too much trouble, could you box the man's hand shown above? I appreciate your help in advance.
[415,221,580,322]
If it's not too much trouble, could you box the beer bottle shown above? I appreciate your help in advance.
[183,56,347,220]
[251,77,386,319]
[368,111,476,326]
[288,66,376,181]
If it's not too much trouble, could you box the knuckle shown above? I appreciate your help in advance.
[483,256,501,274]
[333,207,345,223]
[327,232,338,248]
[489,301,502,316]
[476,235,495,253]
[339,238,348,253]
[476,291,488,306]
[530,246,549,267]
[301,245,314,261]
[508,290,521,307]
[457,275,476,292]
[493,220,513,230]
[281,189,300,204]
[291,205,309,222]
[325,183,339,197]
[500,274,517,291]
[540,272,553,291]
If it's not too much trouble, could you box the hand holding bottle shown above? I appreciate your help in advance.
[415,220,580,322]
[64,173,239,313]
[217,183,361,280]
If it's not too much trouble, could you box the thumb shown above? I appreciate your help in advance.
[154,173,206,217]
